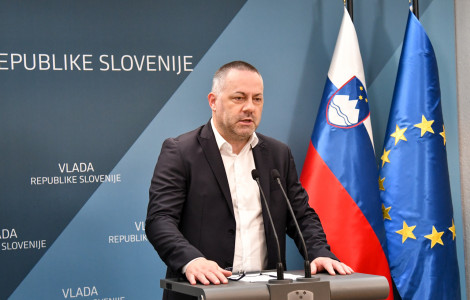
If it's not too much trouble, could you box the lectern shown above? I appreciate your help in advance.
[161,271,389,300]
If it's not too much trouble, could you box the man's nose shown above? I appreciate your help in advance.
[242,98,255,111]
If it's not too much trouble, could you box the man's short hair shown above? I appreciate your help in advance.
[211,61,261,95]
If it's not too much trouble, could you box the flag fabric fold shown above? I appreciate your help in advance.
[379,10,460,300]
[300,7,393,299]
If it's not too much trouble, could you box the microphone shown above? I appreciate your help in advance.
[271,169,319,282]
[251,169,292,284]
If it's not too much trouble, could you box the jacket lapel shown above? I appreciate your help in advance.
[198,121,234,217]
[252,136,274,235]
[252,137,271,203]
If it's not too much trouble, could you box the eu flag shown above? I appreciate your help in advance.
[379,10,460,300]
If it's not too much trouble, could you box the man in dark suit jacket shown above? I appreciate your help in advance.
[145,61,353,300]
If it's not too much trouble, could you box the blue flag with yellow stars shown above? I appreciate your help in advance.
[379,10,460,300]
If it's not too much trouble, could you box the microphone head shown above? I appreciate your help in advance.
[271,169,281,180]
[251,169,260,180]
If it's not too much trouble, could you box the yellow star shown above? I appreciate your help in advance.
[390,125,408,145]
[396,221,416,243]
[382,204,391,221]
[424,226,444,248]
[359,95,363,100]
[381,149,391,167]
[414,115,435,137]
[365,98,368,103]
[449,219,456,240]
[440,125,447,145]
[378,176,385,191]
[359,86,364,91]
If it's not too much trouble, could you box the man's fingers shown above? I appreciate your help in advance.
[310,261,318,274]
[333,261,354,275]
[204,272,220,285]
[329,261,344,275]
[192,270,229,285]
[217,268,232,284]
[219,267,233,278]
[186,273,197,285]
[195,273,210,285]
[185,259,231,285]
[343,263,354,275]
[323,261,336,275]
[209,269,231,284]
[311,257,354,276]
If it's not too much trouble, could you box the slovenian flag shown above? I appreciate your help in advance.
[300,7,393,299]
[379,10,460,299]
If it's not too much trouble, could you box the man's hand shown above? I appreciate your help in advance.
[185,258,232,285]
[310,257,354,275]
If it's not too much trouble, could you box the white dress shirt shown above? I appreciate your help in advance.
[182,120,268,274]
[211,119,268,273]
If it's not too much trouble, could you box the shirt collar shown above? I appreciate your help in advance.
[211,118,259,152]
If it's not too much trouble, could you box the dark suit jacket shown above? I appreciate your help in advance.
[145,121,336,300]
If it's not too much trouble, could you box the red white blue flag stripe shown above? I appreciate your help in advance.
[300,8,393,299]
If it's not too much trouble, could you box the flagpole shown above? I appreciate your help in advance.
[411,0,419,19]
[344,0,354,21]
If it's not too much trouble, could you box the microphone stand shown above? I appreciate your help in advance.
[271,169,319,282]
[251,169,293,284]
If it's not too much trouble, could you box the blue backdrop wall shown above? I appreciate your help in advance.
[0,1,465,299]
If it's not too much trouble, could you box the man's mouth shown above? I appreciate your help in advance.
[238,119,254,125]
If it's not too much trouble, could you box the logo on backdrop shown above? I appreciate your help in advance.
[327,76,370,128]
[108,221,147,245]
[61,285,125,300]
[1,228,47,251]
[30,162,121,186]
[0,53,194,75]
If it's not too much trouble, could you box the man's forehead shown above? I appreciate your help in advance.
[224,70,263,87]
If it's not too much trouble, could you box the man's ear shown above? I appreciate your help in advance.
[208,93,216,112]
